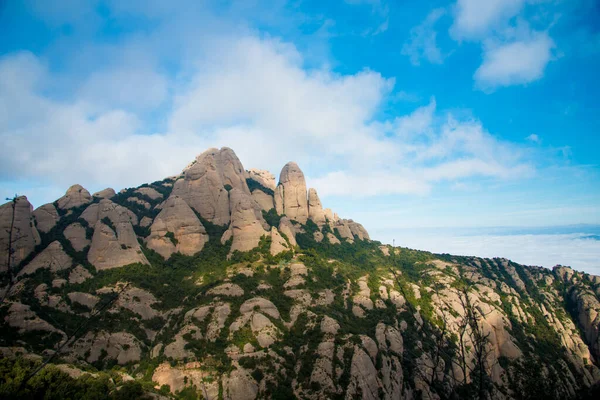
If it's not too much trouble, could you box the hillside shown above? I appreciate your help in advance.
[1,147,599,400]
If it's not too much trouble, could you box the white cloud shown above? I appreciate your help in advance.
[450,0,524,40]
[474,32,554,90]
[0,7,533,209]
[402,8,446,66]
[526,133,540,143]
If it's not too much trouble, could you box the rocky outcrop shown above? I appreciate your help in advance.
[63,222,90,252]
[221,189,268,255]
[146,195,208,259]
[0,196,41,271]
[92,188,116,199]
[57,185,92,210]
[275,162,308,224]
[69,331,142,364]
[135,187,162,200]
[80,199,138,227]
[307,188,326,227]
[172,147,249,226]
[223,368,258,400]
[347,220,370,240]
[247,169,276,191]
[32,203,59,233]
[278,217,297,247]
[87,214,148,270]
[17,241,71,277]
[569,286,600,361]
[269,227,289,256]
[69,265,93,284]
[334,220,354,242]
[251,189,274,211]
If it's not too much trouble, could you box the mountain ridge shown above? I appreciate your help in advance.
[1,147,600,399]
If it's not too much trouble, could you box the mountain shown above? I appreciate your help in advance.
[1,147,599,399]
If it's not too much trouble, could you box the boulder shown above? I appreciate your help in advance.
[172,147,249,226]
[32,203,59,233]
[276,162,308,224]
[146,195,208,259]
[308,188,326,226]
[0,196,41,271]
[63,222,90,252]
[57,184,92,209]
[92,188,116,199]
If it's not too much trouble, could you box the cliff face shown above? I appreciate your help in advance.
[1,147,599,399]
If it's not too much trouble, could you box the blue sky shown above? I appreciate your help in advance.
[1,0,599,270]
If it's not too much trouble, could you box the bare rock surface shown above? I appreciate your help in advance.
[0,196,41,271]
[32,203,59,233]
[276,162,308,224]
[64,222,90,251]
[69,265,93,284]
[223,189,268,255]
[17,241,72,277]
[278,217,297,247]
[269,227,289,256]
[251,189,274,211]
[247,169,276,190]
[307,188,326,226]
[92,188,116,199]
[172,147,249,225]
[69,331,142,364]
[146,195,208,259]
[207,283,244,297]
[135,186,163,200]
[57,185,92,210]
[88,220,148,270]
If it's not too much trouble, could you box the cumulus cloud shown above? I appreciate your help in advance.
[475,32,554,90]
[450,0,524,40]
[0,2,535,209]
[526,133,540,143]
[402,8,447,66]
[444,0,557,90]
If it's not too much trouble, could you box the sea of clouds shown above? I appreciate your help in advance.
[375,225,600,276]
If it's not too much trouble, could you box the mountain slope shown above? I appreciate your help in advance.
[1,147,599,399]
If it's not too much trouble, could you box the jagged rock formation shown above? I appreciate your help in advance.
[1,146,598,400]
[146,195,208,259]
[92,188,116,199]
[172,147,249,226]
[275,162,309,224]
[32,203,59,233]
[0,196,41,272]
[247,169,276,191]
[221,189,268,255]
[307,188,326,227]
[57,184,92,210]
